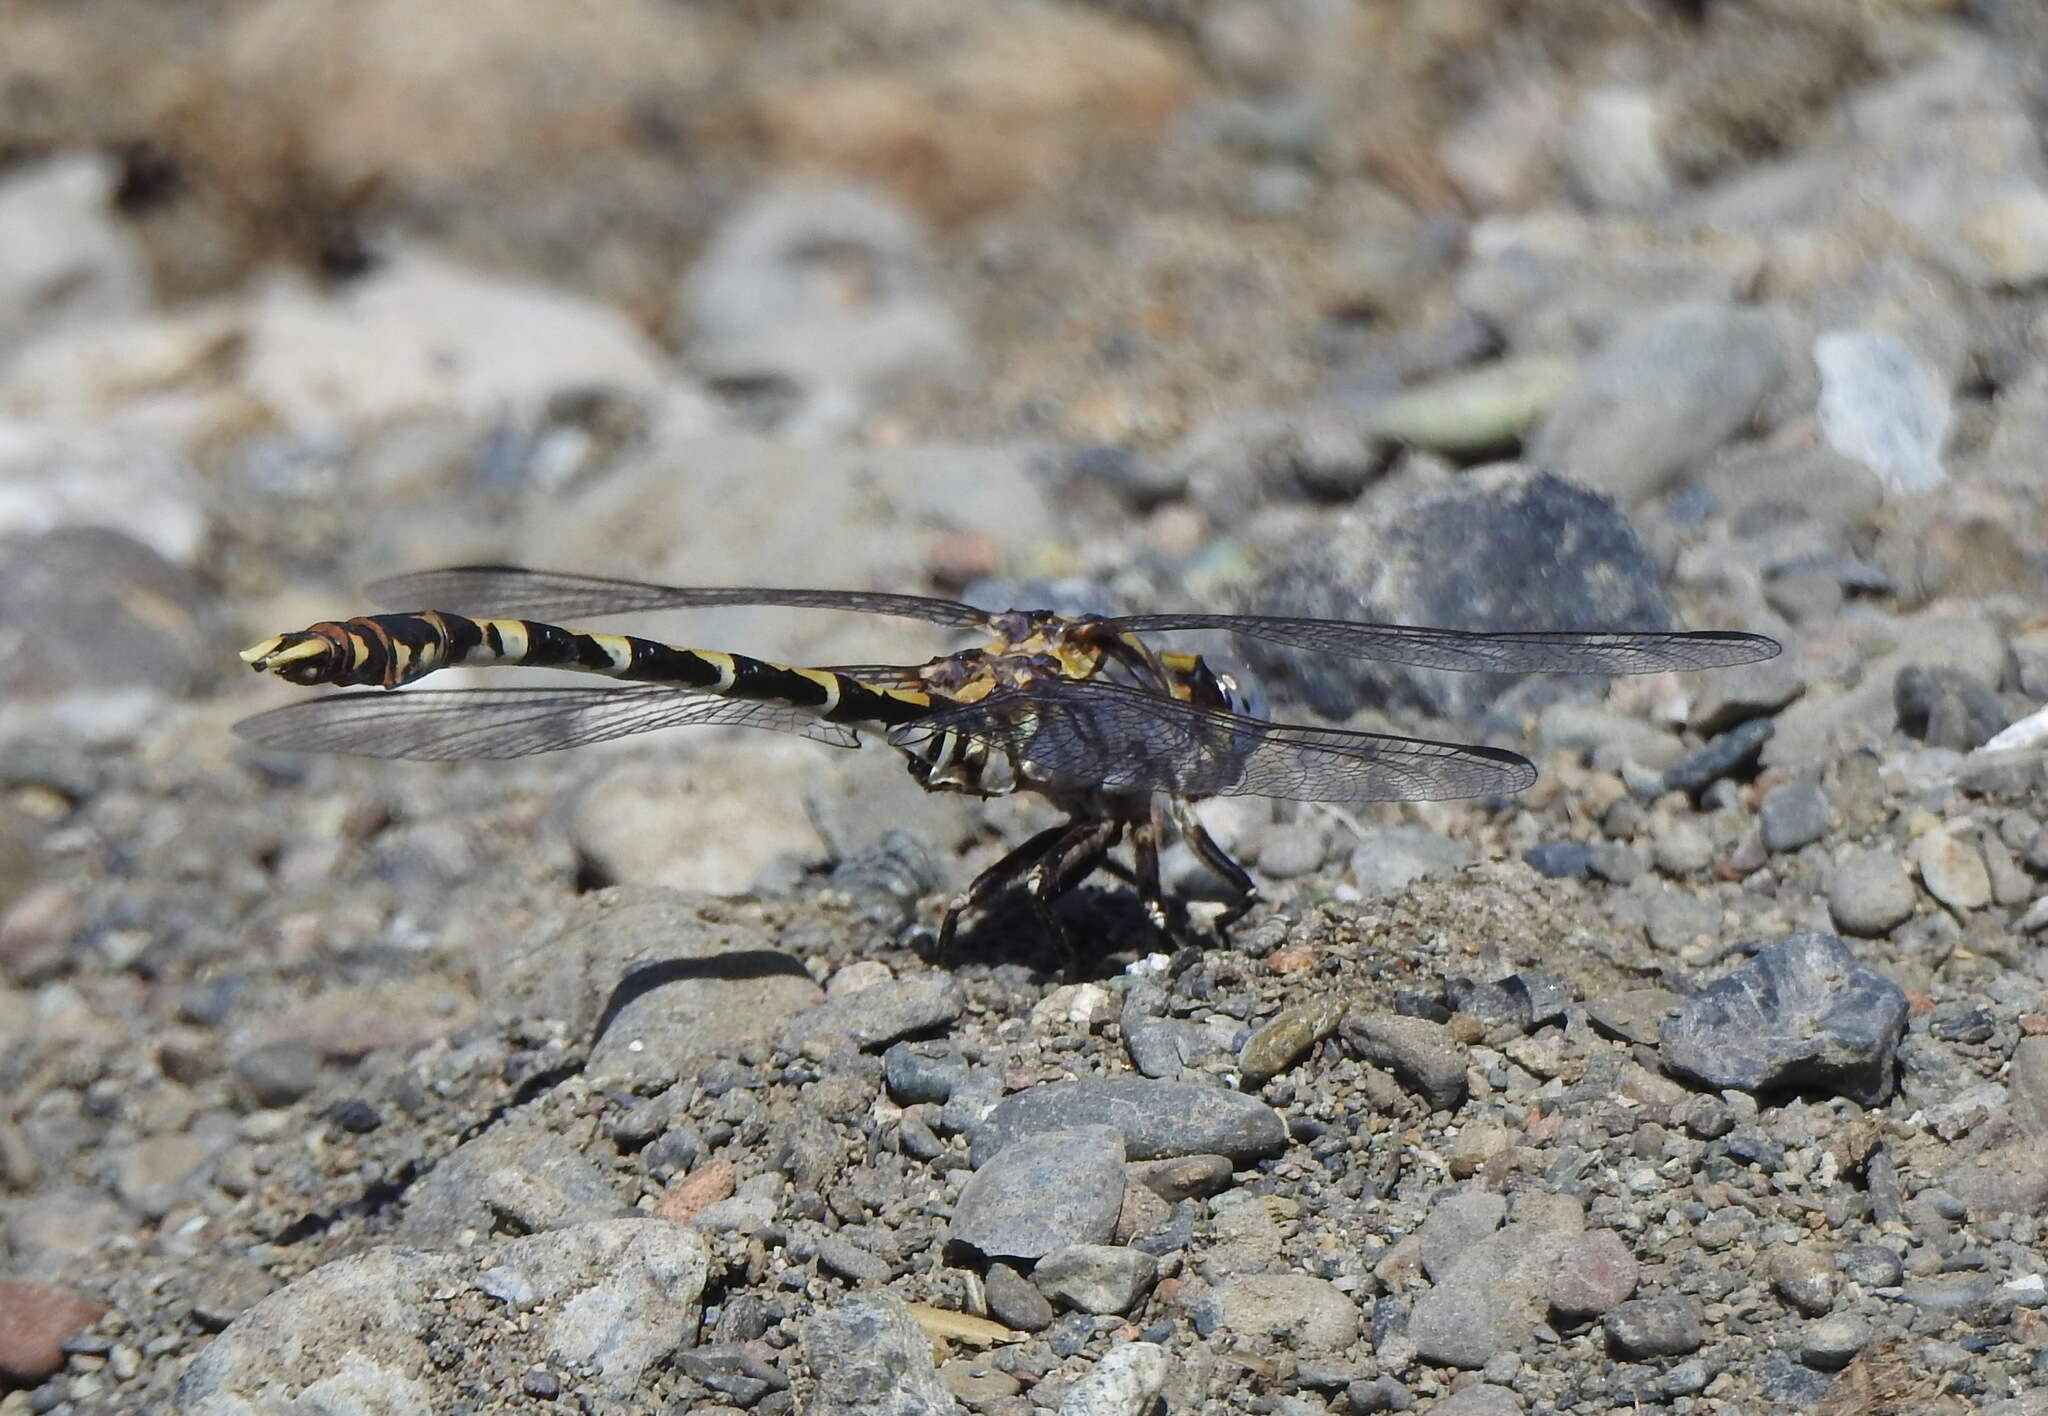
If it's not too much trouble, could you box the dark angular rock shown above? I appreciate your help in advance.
[1895,664,2004,751]
[1241,467,1682,721]
[1659,718,1773,796]
[1658,933,1907,1105]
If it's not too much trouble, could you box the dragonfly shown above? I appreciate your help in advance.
[235,565,1780,950]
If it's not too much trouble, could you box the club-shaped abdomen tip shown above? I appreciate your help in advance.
[240,632,337,682]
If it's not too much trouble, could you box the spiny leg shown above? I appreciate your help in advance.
[938,821,1079,952]
[1172,798,1259,933]
[1025,815,1125,976]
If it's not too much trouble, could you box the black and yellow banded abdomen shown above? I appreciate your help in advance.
[240,612,931,726]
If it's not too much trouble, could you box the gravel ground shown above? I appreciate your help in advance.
[4,2,2048,1414]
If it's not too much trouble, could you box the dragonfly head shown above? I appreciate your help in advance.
[1211,667,1267,722]
[240,624,353,686]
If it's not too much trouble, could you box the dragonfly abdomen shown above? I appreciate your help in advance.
[240,612,933,727]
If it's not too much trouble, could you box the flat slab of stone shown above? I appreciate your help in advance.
[968,1079,1287,1169]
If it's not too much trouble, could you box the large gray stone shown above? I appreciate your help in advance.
[1239,465,1681,722]
[1658,933,1907,1105]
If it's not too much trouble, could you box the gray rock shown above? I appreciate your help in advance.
[1688,650,1809,735]
[1529,300,1783,502]
[968,1079,1287,1168]
[1826,847,1918,937]
[1912,829,1991,912]
[1411,1192,1585,1369]
[679,184,968,439]
[1658,933,1908,1105]
[983,1262,1054,1332]
[1651,820,1716,876]
[1603,1296,1705,1358]
[501,888,824,1091]
[1769,1246,1839,1317]
[2011,1036,2048,1140]
[1,527,218,703]
[1838,1244,1904,1290]
[1641,887,1723,954]
[1815,330,1951,495]
[950,1125,1125,1260]
[0,153,152,356]
[1365,356,1576,458]
[233,1042,325,1110]
[1585,989,1683,1046]
[1241,466,1682,721]
[1759,781,1832,853]
[1429,1385,1526,1416]
[1801,1313,1870,1371]
[174,1248,464,1416]
[782,974,964,1052]
[107,1134,215,1220]
[1895,665,2004,751]
[883,1042,970,1105]
[1055,1341,1169,1416]
[1196,1274,1361,1354]
[1659,719,1773,797]
[400,1121,623,1246]
[1342,1013,1467,1110]
[1765,612,2006,769]
[799,1292,954,1416]
[1031,1244,1157,1315]
[1417,1188,1507,1281]
[1254,823,1329,880]
[816,1235,890,1284]
[1549,1230,1640,1319]
[489,1220,709,1396]
[1347,826,1474,893]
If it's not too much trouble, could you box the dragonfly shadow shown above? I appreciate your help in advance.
[936,884,1162,982]
[592,950,816,1046]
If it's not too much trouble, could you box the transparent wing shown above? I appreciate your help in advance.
[368,565,991,629]
[1093,613,1780,674]
[234,686,864,761]
[891,678,1535,803]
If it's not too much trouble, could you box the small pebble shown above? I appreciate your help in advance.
[1031,1245,1157,1316]
[1759,781,1831,852]
[1769,1246,1839,1316]
[1913,829,1991,912]
[1603,1296,1704,1358]
[1825,848,1917,937]
[1549,1230,1639,1319]
[1800,1313,1870,1371]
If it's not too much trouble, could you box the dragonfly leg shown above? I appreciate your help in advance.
[1130,803,1177,937]
[938,822,1077,952]
[1026,814,1125,976]
[1172,799,1259,933]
